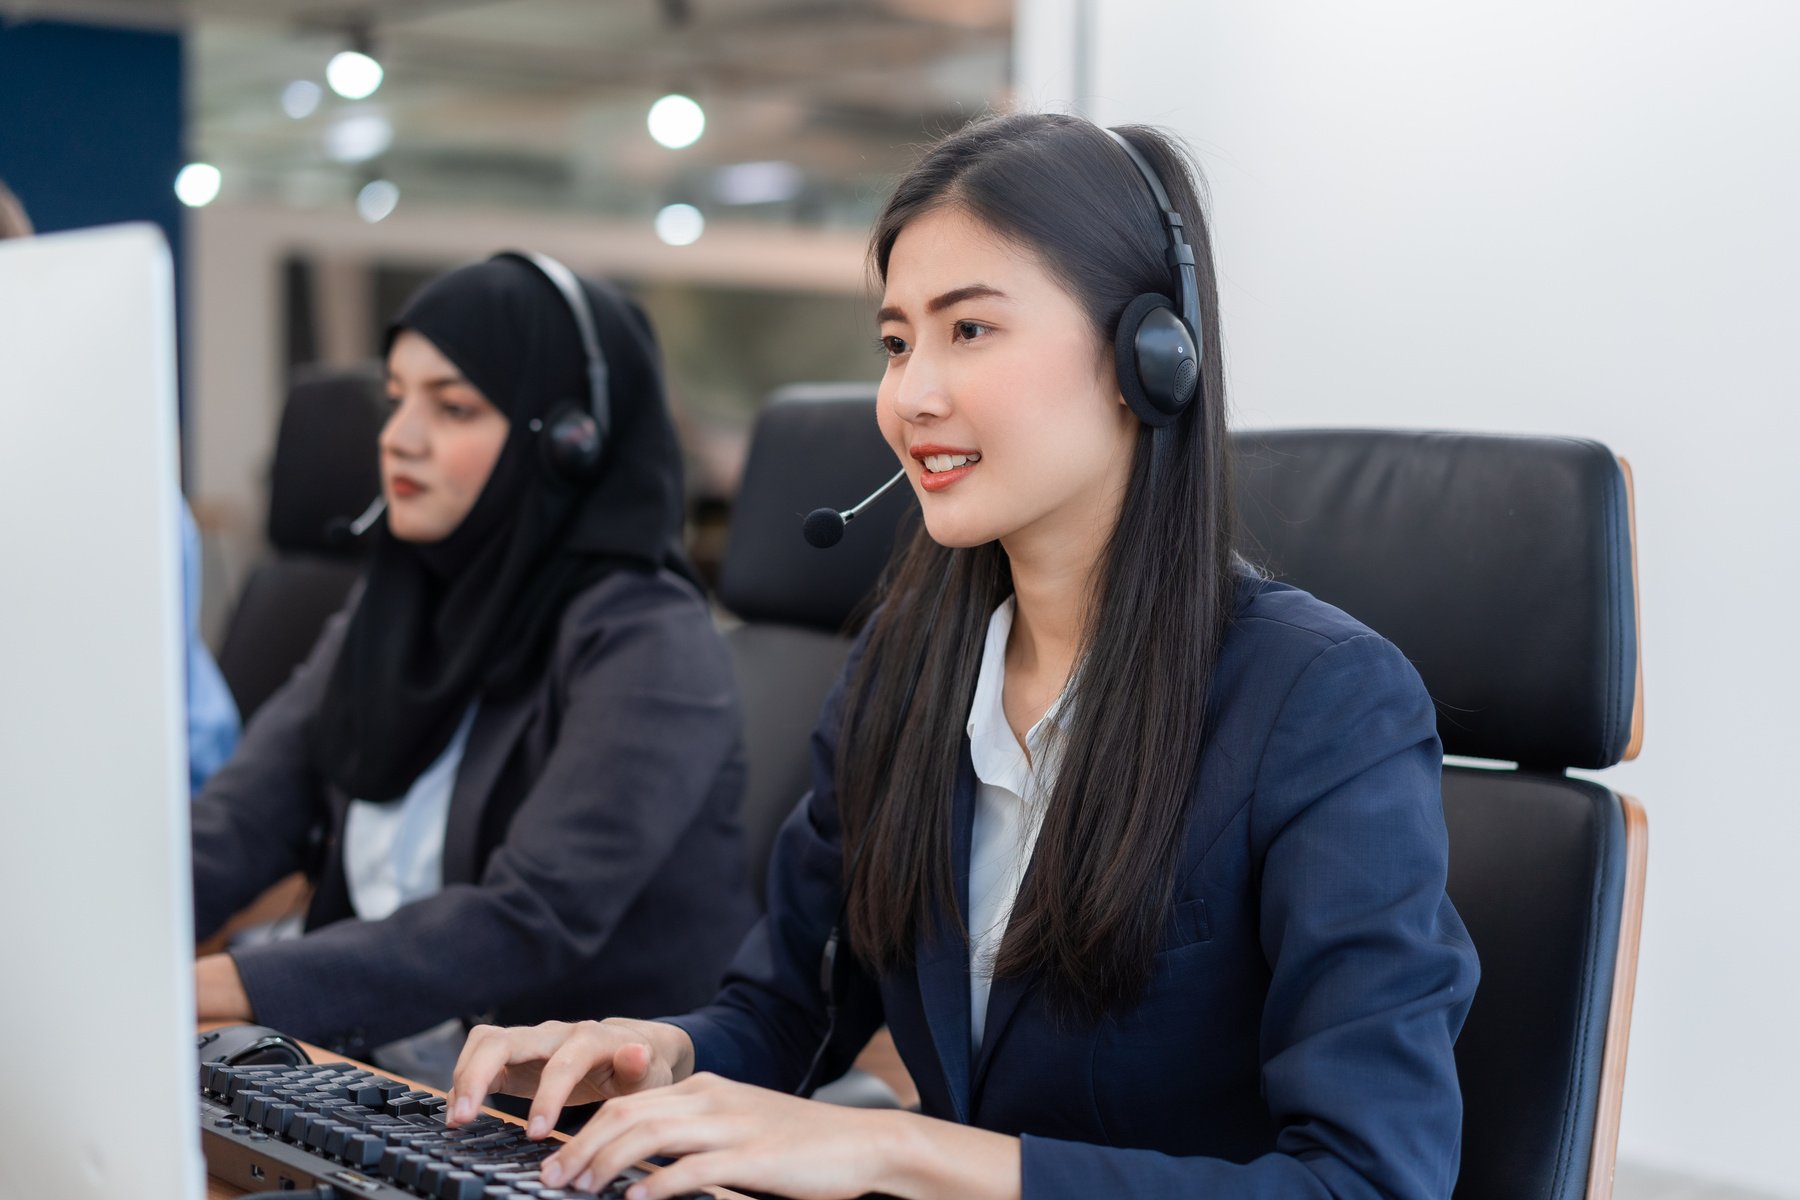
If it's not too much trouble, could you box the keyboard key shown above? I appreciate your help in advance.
[440,1170,486,1200]
[341,1079,387,1106]
[344,1133,385,1168]
[397,1153,433,1188]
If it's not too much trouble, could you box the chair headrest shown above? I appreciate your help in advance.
[1232,429,1638,770]
[720,385,914,631]
[267,367,387,556]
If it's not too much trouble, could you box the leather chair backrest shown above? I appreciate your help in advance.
[215,556,362,722]
[218,369,385,722]
[1439,770,1628,1200]
[719,384,915,633]
[718,385,912,904]
[1233,428,1642,1200]
[266,367,386,556]
[1233,429,1636,768]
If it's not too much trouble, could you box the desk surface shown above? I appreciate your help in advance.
[202,1031,747,1200]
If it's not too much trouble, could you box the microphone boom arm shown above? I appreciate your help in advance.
[842,467,906,521]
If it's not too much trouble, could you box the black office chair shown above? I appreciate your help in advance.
[216,368,386,724]
[1234,429,1647,1200]
[718,384,918,904]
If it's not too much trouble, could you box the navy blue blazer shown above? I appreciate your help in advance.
[667,574,1479,1199]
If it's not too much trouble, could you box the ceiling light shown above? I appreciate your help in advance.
[647,94,705,149]
[327,50,383,100]
[356,179,399,223]
[654,203,704,246]
[282,80,323,119]
[325,113,393,163]
[712,161,803,205]
[174,163,222,208]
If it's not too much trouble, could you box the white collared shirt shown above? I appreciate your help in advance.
[965,597,1068,1054]
[342,702,479,922]
[341,702,479,1086]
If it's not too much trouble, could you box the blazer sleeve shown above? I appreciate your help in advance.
[662,629,886,1093]
[228,573,746,1049]
[1020,632,1480,1200]
[189,606,347,942]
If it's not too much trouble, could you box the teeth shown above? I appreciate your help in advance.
[922,452,980,473]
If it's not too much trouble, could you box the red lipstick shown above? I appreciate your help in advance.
[910,442,981,493]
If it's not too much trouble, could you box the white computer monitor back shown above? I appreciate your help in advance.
[0,223,203,1199]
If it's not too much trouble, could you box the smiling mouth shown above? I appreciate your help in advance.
[914,450,979,493]
[920,451,980,473]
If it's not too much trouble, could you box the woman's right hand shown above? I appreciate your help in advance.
[446,1018,696,1139]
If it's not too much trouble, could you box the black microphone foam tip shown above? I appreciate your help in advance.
[802,507,846,548]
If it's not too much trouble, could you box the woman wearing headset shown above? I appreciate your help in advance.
[449,113,1480,1199]
[190,256,754,1087]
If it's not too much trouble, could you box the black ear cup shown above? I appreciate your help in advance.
[493,252,614,487]
[1114,293,1200,427]
[539,403,603,482]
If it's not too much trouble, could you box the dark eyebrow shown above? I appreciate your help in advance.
[386,373,471,390]
[876,283,1010,325]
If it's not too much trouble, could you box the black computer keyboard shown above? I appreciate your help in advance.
[200,1059,710,1199]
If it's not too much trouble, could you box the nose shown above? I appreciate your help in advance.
[889,345,952,426]
[379,395,426,459]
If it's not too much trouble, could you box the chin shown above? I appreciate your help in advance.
[385,513,440,543]
[920,510,1006,550]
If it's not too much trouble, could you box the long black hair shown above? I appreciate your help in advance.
[836,112,1238,1020]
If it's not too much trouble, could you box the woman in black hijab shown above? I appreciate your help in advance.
[189,255,754,1084]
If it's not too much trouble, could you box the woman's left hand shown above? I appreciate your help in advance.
[539,1072,914,1200]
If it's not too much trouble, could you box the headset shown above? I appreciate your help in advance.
[1102,127,1205,428]
[491,249,613,485]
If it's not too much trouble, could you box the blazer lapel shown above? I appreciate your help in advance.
[438,694,538,886]
[914,741,977,1125]
[970,925,1036,1099]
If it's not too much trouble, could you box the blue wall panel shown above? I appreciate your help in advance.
[0,15,188,426]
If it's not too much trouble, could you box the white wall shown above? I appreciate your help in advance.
[1017,2,1800,1193]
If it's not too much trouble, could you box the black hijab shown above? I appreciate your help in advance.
[308,255,695,801]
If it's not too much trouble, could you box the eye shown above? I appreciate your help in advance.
[875,334,909,358]
[952,319,990,343]
[382,392,403,414]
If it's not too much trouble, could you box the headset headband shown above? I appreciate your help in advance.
[495,250,612,447]
[1103,128,1201,343]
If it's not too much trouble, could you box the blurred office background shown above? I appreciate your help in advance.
[2,1,1795,1196]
